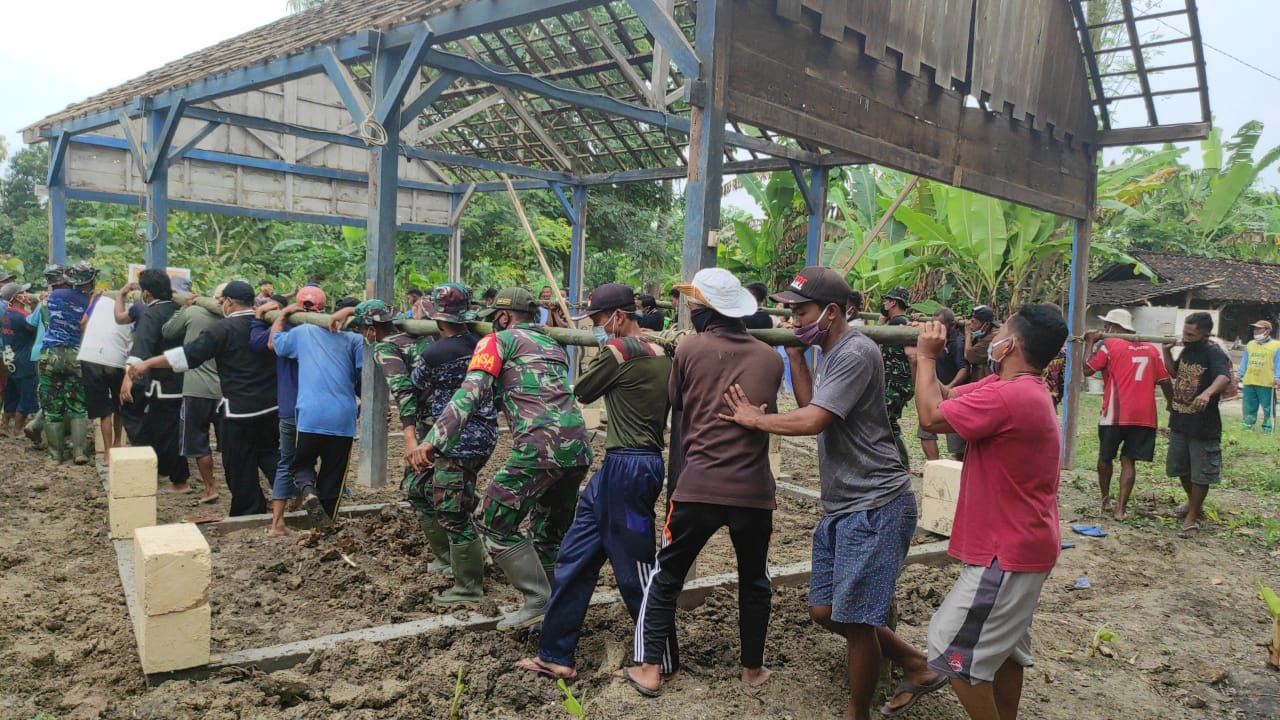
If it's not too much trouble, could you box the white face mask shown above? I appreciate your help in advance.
[1255,333,1271,343]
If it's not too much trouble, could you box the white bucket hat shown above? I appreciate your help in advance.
[1097,308,1135,332]
[673,268,758,318]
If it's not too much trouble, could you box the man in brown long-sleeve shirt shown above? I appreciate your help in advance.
[618,268,783,697]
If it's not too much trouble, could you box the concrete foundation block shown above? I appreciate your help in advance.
[109,495,156,539]
[922,459,963,503]
[93,423,104,454]
[580,407,603,429]
[921,496,957,537]
[135,603,211,674]
[134,524,211,616]
[109,446,158,499]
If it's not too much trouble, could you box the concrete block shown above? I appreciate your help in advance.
[109,495,156,539]
[769,453,782,477]
[134,603,211,674]
[94,423,104,454]
[922,459,963,503]
[134,524,211,615]
[109,446,158,499]
[921,496,957,537]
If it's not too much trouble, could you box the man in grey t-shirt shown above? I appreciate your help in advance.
[721,266,945,719]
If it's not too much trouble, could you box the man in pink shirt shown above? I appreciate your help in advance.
[913,304,1067,720]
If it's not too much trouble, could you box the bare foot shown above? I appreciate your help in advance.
[740,666,772,687]
[168,483,192,494]
[1112,509,1128,522]
[1101,497,1115,514]
[199,492,221,504]
[265,525,296,537]
[514,657,576,679]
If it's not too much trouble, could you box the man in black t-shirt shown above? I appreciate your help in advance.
[635,294,664,332]
[1162,312,1231,539]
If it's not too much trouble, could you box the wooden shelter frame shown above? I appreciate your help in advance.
[24,0,1211,483]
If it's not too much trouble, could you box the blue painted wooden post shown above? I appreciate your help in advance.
[145,110,169,268]
[355,46,404,488]
[680,0,728,282]
[448,192,464,282]
[1061,216,1092,470]
[47,173,67,265]
[568,186,587,305]
[806,167,828,266]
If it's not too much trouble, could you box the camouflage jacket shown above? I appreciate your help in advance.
[426,323,592,469]
[882,315,914,420]
[372,332,432,429]
[410,331,498,460]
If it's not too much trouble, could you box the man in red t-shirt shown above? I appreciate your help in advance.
[912,304,1067,720]
[1083,309,1173,521]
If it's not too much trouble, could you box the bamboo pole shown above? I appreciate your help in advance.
[836,176,920,276]
[502,174,577,329]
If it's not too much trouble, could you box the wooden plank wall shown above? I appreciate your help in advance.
[64,142,451,227]
[730,0,1092,217]
[776,0,1097,145]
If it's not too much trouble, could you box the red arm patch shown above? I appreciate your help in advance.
[467,334,502,377]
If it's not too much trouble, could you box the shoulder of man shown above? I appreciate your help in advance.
[603,336,663,364]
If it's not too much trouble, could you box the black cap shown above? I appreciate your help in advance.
[222,280,255,304]
[771,266,853,307]
[575,283,636,320]
[972,305,996,323]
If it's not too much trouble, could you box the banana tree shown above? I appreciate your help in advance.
[717,171,809,288]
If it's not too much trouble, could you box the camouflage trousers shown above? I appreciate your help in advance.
[38,348,86,422]
[479,462,588,565]
[402,456,487,543]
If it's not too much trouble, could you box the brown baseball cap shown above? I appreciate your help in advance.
[1249,320,1273,333]
[574,283,636,320]
[771,266,853,307]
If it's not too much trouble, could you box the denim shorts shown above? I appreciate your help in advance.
[809,490,917,626]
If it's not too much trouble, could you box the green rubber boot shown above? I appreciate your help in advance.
[24,411,45,450]
[45,420,67,464]
[420,516,454,578]
[433,538,486,604]
[69,417,92,465]
[493,539,551,630]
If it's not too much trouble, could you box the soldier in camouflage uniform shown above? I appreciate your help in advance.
[38,262,96,464]
[880,287,915,467]
[334,299,450,572]
[407,284,499,604]
[412,287,592,629]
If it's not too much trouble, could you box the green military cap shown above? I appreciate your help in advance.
[478,287,539,318]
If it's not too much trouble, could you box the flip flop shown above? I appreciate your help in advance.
[158,485,193,495]
[1177,522,1200,539]
[513,658,578,680]
[617,667,661,698]
[881,673,949,717]
[198,493,221,504]
[1071,524,1108,538]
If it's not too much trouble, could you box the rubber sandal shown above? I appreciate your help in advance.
[1171,505,1189,518]
[198,493,220,504]
[881,674,949,717]
[1071,524,1108,538]
[513,658,578,680]
[618,667,661,698]
[1177,522,1200,539]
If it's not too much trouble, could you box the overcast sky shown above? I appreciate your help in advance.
[2,0,1277,196]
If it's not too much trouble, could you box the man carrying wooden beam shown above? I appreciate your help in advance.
[411,287,592,630]
[720,266,943,720]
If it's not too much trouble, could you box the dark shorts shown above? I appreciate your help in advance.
[809,490,917,626]
[1098,425,1157,462]
[180,396,221,458]
[3,375,38,414]
[82,362,125,420]
[1166,431,1221,485]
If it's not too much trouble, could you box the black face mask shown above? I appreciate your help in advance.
[690,307,716,333]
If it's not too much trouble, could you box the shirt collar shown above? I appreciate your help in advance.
[226,309,255,318]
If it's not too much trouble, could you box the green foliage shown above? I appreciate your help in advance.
[449,667,466,720]
[557,678,585,719]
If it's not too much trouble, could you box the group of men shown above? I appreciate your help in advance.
[8,254,1256,719]
[1083,307,1268,538]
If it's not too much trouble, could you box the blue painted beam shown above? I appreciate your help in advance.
[576,157,796,185]
[399,71,459,130]
[568,185,587,305]
[63,187,450,234]
[626,0,700,79]
[373,23,436,127]
[144,110,170,268]
[167,121,220,162]
[144,98,187,182]
[321,47,373,126]
[805,167,828,266]
[400,144,575,183]
[45,132,70,188]
[681,0,727,280]
[33,1,612,141]
[48,179,67,264]
[549,182,579,226]
[116,110,146,173]
[789,161,818,216]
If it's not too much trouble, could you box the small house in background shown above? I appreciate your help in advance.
[1089,251,1280,344]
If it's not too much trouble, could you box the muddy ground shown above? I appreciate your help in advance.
[2,398,1279,720]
